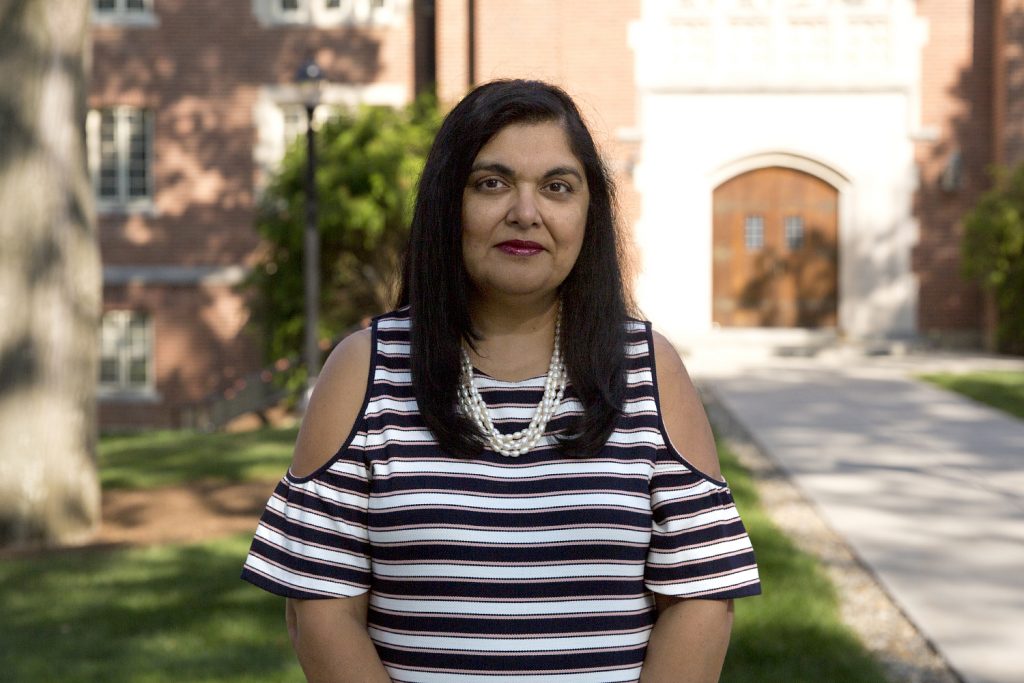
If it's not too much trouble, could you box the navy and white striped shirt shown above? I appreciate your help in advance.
[242,308,760,682]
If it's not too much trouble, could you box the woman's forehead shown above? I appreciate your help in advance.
[472,121,582,170]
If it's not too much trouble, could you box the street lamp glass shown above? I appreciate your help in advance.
[295,58,325,109]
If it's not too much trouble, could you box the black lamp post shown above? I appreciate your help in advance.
[295,57,325,409]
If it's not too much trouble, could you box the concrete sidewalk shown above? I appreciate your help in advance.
[689,348,1024,683]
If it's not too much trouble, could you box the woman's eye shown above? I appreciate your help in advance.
[547,181,572,193]
[477,178,505,190]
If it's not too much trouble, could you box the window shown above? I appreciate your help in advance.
[100,311,153,393]
[255,0,398,27]
[87,107,154,210]
[92,0,156,25]
[784,215,805,249]
[744,215,765,251]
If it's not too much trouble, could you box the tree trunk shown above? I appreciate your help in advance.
[0,0,101,546]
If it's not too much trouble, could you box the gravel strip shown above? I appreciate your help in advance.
[702,386,963,683]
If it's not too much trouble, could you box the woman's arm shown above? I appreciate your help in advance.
[640,595,734,683]
[285,328,390,682]
[287,594,391,683]
[641,331,734,682]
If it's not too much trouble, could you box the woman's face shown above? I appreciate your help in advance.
[461,120,589,307]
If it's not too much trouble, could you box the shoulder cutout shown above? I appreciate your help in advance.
[651,329,723,481]
[290,327,373,479]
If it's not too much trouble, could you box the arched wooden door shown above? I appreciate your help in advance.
[712,167,839,328]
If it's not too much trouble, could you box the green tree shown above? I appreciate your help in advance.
[0,0,101,545]
[963,164,1024,355]
[249,95,441,389]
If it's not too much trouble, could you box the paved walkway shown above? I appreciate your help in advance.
[687,346,1024,683]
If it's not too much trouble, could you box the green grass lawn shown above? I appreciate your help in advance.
[99,426,298,489]
[0,427,886,682]
[919,370,1024,421]
[0,535,303,683]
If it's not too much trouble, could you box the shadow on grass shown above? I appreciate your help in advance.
[0,535,301,683]
[99,427,299,490]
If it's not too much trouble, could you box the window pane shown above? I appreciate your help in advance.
[128,316,147,353]
[94,107,151,202]
[127,111,149,198]
[100,170,119,198]
[325,0,341,7]
[95,0,117,10]
[99,110,121,198]
[100,358,119,384]
[282,0,299,9]
[785,215,805,249]
[744,215,764,251]
[125,0,146,9]
[128,359,148,385]
[99,312,150,389]
[101,325,119,354]
[129,176,148,197]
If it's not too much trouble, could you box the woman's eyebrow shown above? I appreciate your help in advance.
[469,162,515,176]
[542,166,583,181]
[469,162,583,181]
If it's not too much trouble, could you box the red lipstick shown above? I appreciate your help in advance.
[497,240,544,256]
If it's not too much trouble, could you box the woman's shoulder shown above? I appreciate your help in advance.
[289,327,374,478]
[646,327,723,480]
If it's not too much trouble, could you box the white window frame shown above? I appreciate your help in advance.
[99,310,156,399]
[253,0,403,27]
[91,0,158,27]
[87,106,156,214]
[252,82,407,195]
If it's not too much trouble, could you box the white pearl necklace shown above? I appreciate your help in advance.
[457,313,567,457]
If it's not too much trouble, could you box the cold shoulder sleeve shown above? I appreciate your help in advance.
[645,455,761,598]
[240,446,372,600]
[641,321,761,599]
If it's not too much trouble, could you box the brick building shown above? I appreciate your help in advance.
[90,0,1022,429]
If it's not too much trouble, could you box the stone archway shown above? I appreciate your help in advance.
[712,166,839,328]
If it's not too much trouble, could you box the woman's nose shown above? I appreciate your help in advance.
[506,187,540,227]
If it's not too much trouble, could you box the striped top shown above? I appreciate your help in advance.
[241,308,760,682]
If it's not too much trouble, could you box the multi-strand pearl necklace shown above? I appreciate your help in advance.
[457,312,567,457]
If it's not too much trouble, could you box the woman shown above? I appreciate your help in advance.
[242,80,760,682]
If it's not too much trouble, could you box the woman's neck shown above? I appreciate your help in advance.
[466,295,560,382]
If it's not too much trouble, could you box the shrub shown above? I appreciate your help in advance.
[247,94,441,391]
[962,164,1024,354]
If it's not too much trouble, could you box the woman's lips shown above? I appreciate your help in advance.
[497,240,544,256]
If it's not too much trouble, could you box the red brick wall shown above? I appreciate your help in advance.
[91,0,416,428]
[91,0,415,266]
[436,0,470,103]
[433,0,643,291]
[912,0,994,339]
[99,283,261,430]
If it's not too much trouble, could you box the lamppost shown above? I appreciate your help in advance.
[295,57,325,410]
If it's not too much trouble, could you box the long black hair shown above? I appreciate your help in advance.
[398,79,632,458]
